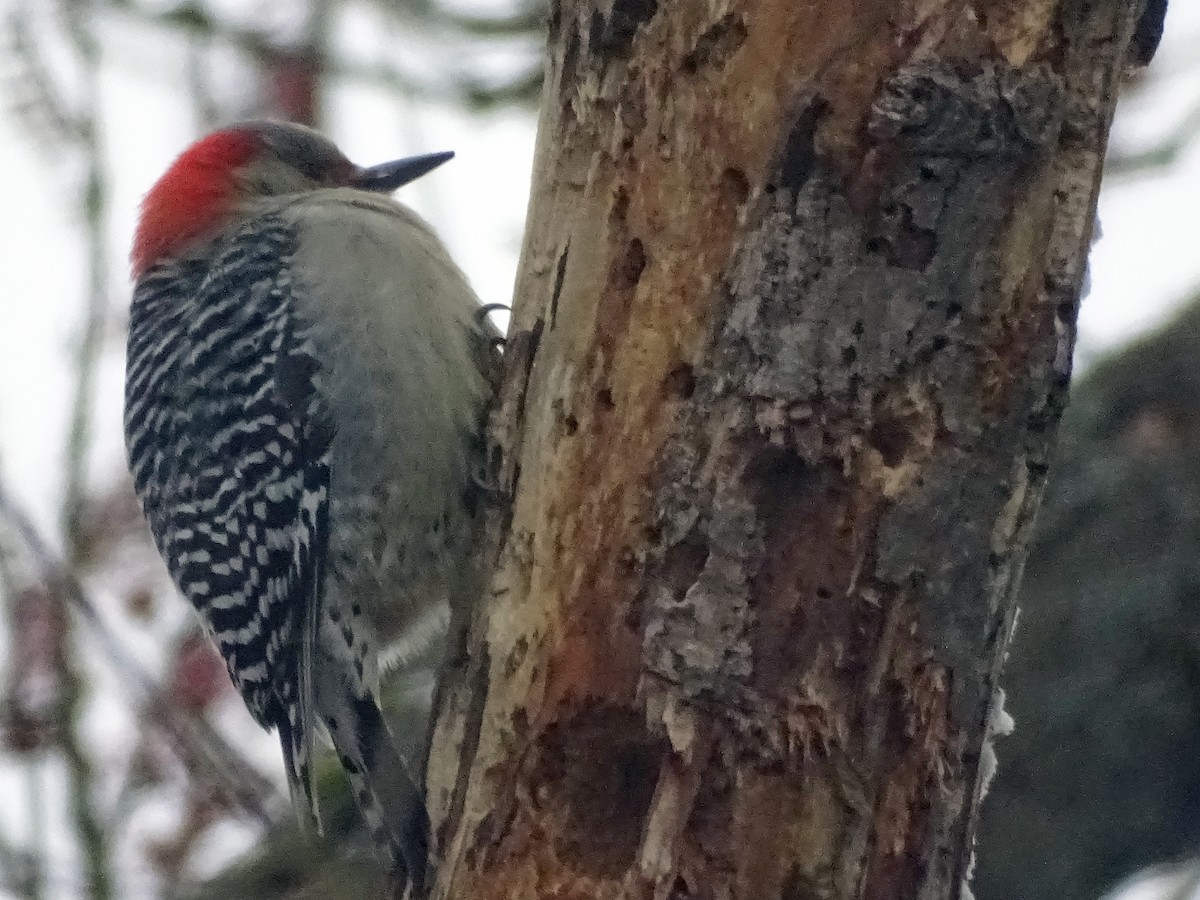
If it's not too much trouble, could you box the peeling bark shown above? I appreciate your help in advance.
[428,2,1155,899]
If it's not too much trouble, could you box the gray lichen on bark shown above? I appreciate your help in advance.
[646,59,1071,734]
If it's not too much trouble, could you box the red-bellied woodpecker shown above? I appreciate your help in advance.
[124,120,496,886]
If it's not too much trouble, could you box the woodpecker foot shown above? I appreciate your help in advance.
[476,303,509,353]
[469,466,508,506]
[475,302,510,324]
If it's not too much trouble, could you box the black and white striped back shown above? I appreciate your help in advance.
[125,213,331,821]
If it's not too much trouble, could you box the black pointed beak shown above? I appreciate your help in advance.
[350,151,455,192]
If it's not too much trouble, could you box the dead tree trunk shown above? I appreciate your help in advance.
[427,2,1154,898]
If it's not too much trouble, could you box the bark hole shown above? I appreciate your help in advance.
[592,0,659,60]
[680,13,748,74]
[533,706,662,877]
[665,363,696,400]
[612,238,647,293]
[611,186,630,228]
[666,875,695,899]
[661,534,710,597]
[714,167,751,237]
[550,244,570,328]
[872,203,938,271]
[869,417,914,468]
[775,99,827,196]
[782,864,825,900]
[748,448,824,520]
[561,26,581,98]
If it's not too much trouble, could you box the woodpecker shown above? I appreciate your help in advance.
[124,120,495,885]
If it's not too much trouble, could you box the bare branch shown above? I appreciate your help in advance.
[0,477,284,826]
[100,0,543,109]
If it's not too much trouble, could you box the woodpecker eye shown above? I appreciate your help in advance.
[319,158,356,187]
[249,120,354,186]
[290,146,353,184]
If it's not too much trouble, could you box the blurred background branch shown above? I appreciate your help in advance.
[102,0,544,110]
[0,477,283,816]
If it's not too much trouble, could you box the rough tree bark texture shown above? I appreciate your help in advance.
[427,2,1150,899]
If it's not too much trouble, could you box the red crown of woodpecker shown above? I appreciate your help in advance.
[132,128,264,279]
[131,122,454,278]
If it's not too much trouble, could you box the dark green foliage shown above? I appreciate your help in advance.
[977,296,1200,900]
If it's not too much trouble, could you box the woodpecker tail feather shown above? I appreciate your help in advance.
[315,617,429,891]
[278,456,333,838]
[277,601,324,837]
[279,702,322,837]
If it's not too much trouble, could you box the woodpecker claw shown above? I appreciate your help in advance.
[475,302,510,322]
[476,304,509,349]
[470,466,506,503]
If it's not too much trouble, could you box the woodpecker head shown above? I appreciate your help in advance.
[132,120,453,278]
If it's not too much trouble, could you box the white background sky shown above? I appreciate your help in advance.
[0,2,1198,898]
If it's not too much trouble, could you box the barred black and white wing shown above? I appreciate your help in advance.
[125,210,434,883]
[124,217,331,831]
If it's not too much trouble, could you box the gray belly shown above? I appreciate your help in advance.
[325,471,469,657]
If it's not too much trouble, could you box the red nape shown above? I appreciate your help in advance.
[131,129,262,278]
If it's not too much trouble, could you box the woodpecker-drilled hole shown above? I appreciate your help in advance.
[587,9,604,52]
[610,187,630,228]
[662,534,708,597]
[665,363,696,399]
[782,864,825,899]
[504,636,529,678]
[748,448,821,528]
[888,220,936,270]
[597,387,615,411]
[592,0,659,59]
[718,166,750,207]
[870,416,914,468]
[612,238,646,292]
[561,23,581,97]
[679,13,747,74]
[549,244,570,328]
[773,98,827,196]
[531,705,661,877]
